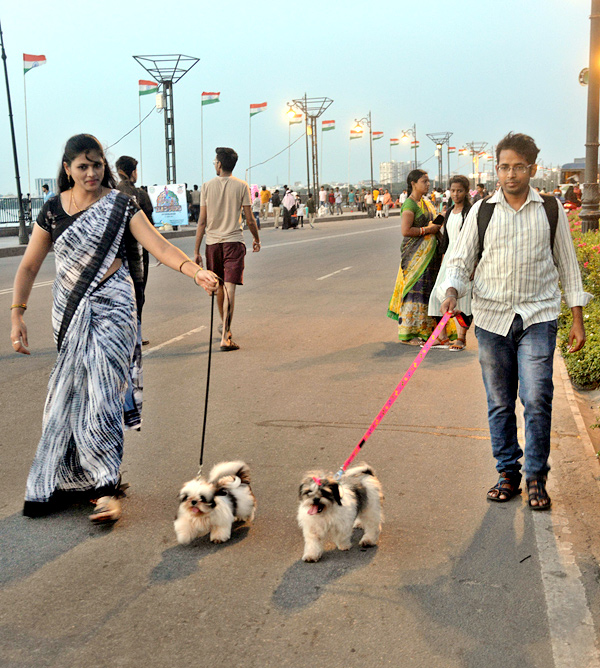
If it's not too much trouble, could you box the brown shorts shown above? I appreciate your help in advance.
[205,241,246,285]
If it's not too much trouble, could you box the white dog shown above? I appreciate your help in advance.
[297,463,383,562]
[174,461,256,545]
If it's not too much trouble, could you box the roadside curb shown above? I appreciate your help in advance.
[0,210,402,259]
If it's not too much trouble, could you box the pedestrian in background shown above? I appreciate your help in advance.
[441,132,591,510]
[383,189,392,217]
[296,193,305,227]
[306,192,316,228]
[335,187,343,215]
[190,184,201,223]
[12,133,217,523]
[195,146,261,351]
[328,189,335,214]
[42,184,55,202]
[387,169,442,344]
[472,183,487,203]
[428,175,472,349]
[348,188,355,212]
[252,191,261,229]
[319,186,327,212]
[271,188,281,228]
[260,185,270,224]
[282,188,296,230]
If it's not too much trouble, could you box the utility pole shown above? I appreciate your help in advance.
[426,132,452,187]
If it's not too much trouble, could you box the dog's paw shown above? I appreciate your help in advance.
[336,542,352,551]
[353,519,363,529]
[302,552,322,562]
[359,537,378,548]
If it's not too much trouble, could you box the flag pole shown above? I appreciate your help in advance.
[201,102,204,184]
[288,120,291,186]
[138,92,143,185]
[321,125,323,185]
[249,113,252,186]
[23,71,30,195]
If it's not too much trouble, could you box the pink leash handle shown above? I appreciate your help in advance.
[334,311,453,479]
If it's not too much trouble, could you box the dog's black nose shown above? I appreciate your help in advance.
[190,499,197,506]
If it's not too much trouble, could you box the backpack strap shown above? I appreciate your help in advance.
[476,196,496,263]
[540,194,559,252]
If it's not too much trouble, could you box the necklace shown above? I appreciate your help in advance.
[69,186,104,214]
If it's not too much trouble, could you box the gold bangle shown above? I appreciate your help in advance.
[11,303,27,311]
[178,259,192,273]
[193,268,203,284]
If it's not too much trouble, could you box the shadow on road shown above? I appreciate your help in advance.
[148,523,250,585]
[272,533,377,612]
[0,504,104,588]
[397,503,549,668]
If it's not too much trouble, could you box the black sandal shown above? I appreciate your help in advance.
[487,472,522,503]
[526,478,552,511]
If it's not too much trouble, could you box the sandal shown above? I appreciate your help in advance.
[526,478,552,511]
[89,496,122,524]
[449,338,466,351]
[423,337,450,349]
[487,472,522,502]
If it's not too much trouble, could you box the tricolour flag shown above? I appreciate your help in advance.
[448,146,456,154]
[289,113,303,125]
[411,140,420,148]
[478,150,486,157]
[322,120,335,131]
[390,138,400,146]
[202,91,220,105]
[23,54,46,74]
[459,147,468,155]
[250,102,267,117]
[139,80,159,96]
[373,131,384,141]
[350,129,363,140]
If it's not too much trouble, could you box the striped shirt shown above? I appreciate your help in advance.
[441,186,592,336]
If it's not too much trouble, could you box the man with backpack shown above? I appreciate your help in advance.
[440,132,591,512]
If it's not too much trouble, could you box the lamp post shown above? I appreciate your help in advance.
[464,141,487,187]
[581,0,600,232]
[401,124,418,169]
[354,112,373,190]
[426,132,453,187]
[286,105,297,185]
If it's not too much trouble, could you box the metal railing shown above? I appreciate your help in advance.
[0,197,43,228]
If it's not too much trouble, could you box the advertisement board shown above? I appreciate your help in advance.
[148,184,189,228]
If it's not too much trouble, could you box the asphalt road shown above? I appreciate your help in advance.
[1,217,599,668]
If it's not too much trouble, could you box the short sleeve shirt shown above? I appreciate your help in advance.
[201,176,251,245]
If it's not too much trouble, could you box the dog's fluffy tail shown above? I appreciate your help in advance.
[208,461,251,485]
[343,462,375,479]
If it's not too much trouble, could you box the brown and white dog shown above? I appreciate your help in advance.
[297,463,383,562]
[174,461,256,545]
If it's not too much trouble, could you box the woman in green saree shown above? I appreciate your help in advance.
[387,170,443,344]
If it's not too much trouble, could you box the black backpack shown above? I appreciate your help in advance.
[476,194,559,263]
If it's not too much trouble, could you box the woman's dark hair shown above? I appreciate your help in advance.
[495,132,539,165]
[57,134,115,192]
[115,155,138,180]
[448,175,471,204]
[215,147,238,172]
[406,169,427,196]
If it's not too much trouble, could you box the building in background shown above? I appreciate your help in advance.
[379,161,411,187]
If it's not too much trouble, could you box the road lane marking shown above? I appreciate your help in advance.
[317,266,352,281]
[0,279,54,296]
[142,326,207,358]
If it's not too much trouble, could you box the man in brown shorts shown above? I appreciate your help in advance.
[194,147,261,351]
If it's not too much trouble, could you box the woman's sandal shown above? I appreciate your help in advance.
[487,472,522,502]
[449,338,466,351]
[89,496,122,524]
[526,478,552,511]
[423,337,450,349]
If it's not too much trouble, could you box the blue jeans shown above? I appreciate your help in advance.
[475,315,557,480]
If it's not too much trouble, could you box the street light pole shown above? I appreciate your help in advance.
[354,111,373,190]
[581,0,600,232]
[0,20,28,245]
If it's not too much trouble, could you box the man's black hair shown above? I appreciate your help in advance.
[215,147,238,172]
[495,132,540,165]
[42,184,49,191]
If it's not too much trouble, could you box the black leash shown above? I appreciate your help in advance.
[198,279,232,476]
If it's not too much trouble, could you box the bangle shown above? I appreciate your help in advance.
[178,259,192,273]
[420,228,425,236]
[11,303,27,311]
[193,268,203,284]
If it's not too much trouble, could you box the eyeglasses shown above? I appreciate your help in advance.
[497,164,532,175]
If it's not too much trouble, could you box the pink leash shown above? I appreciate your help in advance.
[333,311,452,480]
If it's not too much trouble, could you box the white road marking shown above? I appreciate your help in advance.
[142,326,207,357]
[516,392,600,667]
[0,279,54,296]
[317,266,352,281]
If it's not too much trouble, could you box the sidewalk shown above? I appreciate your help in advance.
[0,208,401,259]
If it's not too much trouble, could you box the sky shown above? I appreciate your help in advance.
[0,0,593,196]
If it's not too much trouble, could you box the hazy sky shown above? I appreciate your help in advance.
[0,0,592,195]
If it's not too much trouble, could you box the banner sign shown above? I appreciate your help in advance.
[148,184,189,228]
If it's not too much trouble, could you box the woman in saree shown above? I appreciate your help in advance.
[387,169,443,344]
[10,134,218,524]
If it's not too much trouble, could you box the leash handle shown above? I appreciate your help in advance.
[338,311,453,475]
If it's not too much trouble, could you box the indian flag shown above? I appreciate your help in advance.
[139,80,159,96]
[350,129,362,140]
[373,131,384,141]
[448,146,456,154]
[459,148,467,155]
[322,120,335,131]
[411,140,419,148]
[390,138,399,146]
[478,150,487,157]
[250,102,267,117]
[289,113,303,125]
[23,54,46,74]
[202,91,220,105]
